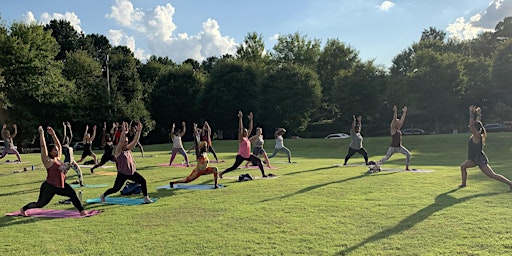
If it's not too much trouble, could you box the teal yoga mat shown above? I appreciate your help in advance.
[85,197,157,205]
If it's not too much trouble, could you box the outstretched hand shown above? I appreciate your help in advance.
[46,126,55,136]
[393,105,397,112]
[402,106,407,113]
[238,110,243,119]
[38,126,44,134]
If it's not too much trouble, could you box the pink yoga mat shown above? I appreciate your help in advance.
[6,209,102,218]
[157,163,195,167]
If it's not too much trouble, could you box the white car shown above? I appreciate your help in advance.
[324,133,350,139]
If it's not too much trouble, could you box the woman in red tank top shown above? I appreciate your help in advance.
[19,126,87,216]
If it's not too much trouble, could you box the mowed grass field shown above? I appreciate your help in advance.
[1,132,512,256]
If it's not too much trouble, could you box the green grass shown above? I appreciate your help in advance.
[1,133,512,255]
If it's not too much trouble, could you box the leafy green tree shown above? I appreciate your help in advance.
[236,32,268,63]
[260,64,322,133]
[316,39,359,119]
[271,32,321,68]
[44,19,82,60]
[0,22,73,142]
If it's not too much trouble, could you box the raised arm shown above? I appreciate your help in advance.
[397,106,407,129]
[193,123,201,159]
[110,122,117,136]
[11,124,17,139]
[66,122,73,144]
[39,126,48,162]
[127,122,142,150]
[115,122,128,157]
[350,115,356,132]
[357,116,362,132]
[170,123,175,138]
[468,105,479,138]
[237,111,243,141]
[82,125,88,143]
[179,122,186,137]
[101,122,107,147]
[90,125,97,141]
[247,112,253,136]
[47,126,61,160]
[61,122,67,143]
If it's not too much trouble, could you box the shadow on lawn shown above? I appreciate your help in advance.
[261,170,397,203]
[336,188,501,255]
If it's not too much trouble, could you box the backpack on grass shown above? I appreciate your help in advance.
[120,181,142,195]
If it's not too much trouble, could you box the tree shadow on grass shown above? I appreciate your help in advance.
[336,188,501,255]
[261,172,397,203]
[283,165,340,176]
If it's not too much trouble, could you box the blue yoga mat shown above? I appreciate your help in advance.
[70,184,109,188]
[157,184,224,190]
[85,197,158,205]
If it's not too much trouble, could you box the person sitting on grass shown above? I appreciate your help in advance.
[459,105,512,190]
[170,123,219,189]
[19,126,87,216]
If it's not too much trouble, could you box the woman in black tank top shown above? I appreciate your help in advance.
[459,105,512,190]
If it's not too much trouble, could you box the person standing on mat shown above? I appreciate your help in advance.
[219,111,267,178]
[268,127,292,163]
[100,121,153,203]
[459,105,512,190]
[244,127,272,168]
[377,105,411,171]
[170,123,219,188]
[76,124,97,165]
[0,123,22,162]
[60,122,84,186]
[19,126,87,216]
[201,121,219,162]
[91,122,116,173]
[169,121,190,166]
[344,115,369,165]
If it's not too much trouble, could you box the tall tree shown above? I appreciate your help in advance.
[44,19,82,60]
[271,32,321,68]
[236,32,268,63]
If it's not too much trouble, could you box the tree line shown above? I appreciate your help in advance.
[0,17,511,148]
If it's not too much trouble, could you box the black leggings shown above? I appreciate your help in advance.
[92,155,115,169]
[103,172,148,197]
[221,154,265,176]
[344,147,369,164]
[22,181,84,212]
[208,146,219,161]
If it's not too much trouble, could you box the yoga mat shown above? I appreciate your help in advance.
[380,168,434,173]
[6,209,102,218]
[271,161,299,164]
[157,163,195,167]
[241,165,278,169]
[333,163,366,167]
[71,184,109,188]
[94,171,117,176]
[85,197,158,205]
[223,174,280,180]
[78,165,114,169]
[2,161,29,164]
[157,184,224,190]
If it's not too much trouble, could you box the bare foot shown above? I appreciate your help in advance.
[458,184,466,188]
[19,208,27,216]
[80,210,88,216]
[143,196,153,204]
[100,194,106,202]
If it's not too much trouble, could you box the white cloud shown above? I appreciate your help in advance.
[107,29,150,60]
[19,11,83,33]
[106,0,238,63]
[447,0,512,40]
[39,11,83,33]
[21,11,36,24]
[377,1,395,11]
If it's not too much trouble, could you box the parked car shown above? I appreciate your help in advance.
[483,123,509,132]
[402,128,427,135]
[324,133,350,139]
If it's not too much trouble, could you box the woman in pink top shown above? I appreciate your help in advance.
[100,121,152,204]
[19,126,87,216]
[219,111,267,178]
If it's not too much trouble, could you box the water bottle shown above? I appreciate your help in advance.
[78,190,83,203]
[31,165,34,171]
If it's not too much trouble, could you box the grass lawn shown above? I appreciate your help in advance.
[1,132,512,255]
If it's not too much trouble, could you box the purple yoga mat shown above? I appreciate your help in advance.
[6,209,102,218]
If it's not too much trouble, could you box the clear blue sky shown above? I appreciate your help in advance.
[1,0,511,68]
